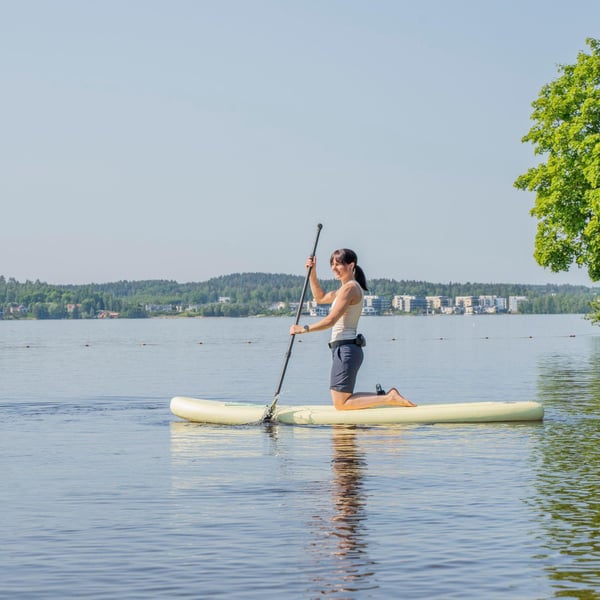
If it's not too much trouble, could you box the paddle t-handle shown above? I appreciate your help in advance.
[263,223,323,421]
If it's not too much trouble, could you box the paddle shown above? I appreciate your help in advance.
[263,223,323,422]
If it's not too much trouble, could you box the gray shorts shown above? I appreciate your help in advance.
[330,344,364,393]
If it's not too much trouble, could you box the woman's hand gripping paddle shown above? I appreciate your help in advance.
[262,223,323,422]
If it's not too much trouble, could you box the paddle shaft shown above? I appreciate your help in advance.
[264,223,323,421]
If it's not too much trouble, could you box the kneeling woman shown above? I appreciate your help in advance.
[290,248,416,410]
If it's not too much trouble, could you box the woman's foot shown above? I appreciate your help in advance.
[388,387,417,407]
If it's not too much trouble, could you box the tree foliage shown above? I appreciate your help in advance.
[515,38,600,281]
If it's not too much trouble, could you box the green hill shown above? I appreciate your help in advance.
[0,273,598,319]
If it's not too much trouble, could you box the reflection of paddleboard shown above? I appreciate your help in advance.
[169,396,544,426]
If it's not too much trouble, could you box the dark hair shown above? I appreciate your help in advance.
[330,248,369,291]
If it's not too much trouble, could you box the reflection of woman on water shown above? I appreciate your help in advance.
[308,427,375,596]
[330,428,368,558]
[290,248,416,410]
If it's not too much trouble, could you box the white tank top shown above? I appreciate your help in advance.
[330,281,363,343]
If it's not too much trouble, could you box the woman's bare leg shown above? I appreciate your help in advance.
[331,387,416,410]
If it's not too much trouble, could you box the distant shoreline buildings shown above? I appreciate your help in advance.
[308,294,530,317]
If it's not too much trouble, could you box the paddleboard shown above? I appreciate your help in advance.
[169,396,544,426]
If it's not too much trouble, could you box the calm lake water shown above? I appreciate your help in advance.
[1,314,599,599]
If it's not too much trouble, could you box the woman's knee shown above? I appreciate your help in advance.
[331,389,352,410]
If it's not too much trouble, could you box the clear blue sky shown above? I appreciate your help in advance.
[2,1,599,285]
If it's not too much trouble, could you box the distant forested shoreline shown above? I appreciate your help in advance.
[0,273,597,319]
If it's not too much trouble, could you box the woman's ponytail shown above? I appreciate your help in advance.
[354,264,369,292]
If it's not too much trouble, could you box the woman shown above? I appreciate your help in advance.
[290,248,416,410]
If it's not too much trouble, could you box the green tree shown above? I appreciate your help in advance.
[589,297,600,325]
[515,38,600,286]
[120,304,148,318]
[48,302,67,319]
[32,303,50,319]
[81,298,96,317]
